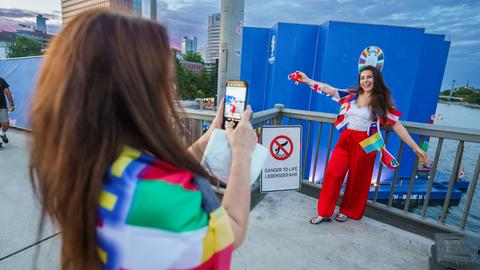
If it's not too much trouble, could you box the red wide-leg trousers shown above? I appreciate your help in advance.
[317,129,376,220]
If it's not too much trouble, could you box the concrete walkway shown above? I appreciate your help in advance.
[0,130,433,269]
[232,191,432,270]
[0,130,60,269]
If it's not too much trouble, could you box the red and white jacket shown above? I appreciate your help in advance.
[311,86,402,169]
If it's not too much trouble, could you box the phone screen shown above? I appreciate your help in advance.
[224,80,248,125]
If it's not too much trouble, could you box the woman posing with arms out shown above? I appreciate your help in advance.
[29,9,257,270]
[294,66,428,224]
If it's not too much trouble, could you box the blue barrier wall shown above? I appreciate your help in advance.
[240,27,270,111]
[241,21,450,181]
[0,56,43,129]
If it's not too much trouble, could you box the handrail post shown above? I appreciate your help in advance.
[388,142,404,207]
[404,136,424,211]
[273,104,284,125]
[421,138,443,217]
[460,153,480,229]
[373,131,390,202]
[322,124,334,179]
[439,140,464,224]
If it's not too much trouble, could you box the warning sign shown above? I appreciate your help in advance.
[261,125,301,192]
[270,135,293,160]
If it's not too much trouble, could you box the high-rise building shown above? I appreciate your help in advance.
[61,0,157,24]
[130,0,157,19]
[36,15,48,34]
[192,36,197,53]
[206,13,221,64]
[132,0,142,16]
[61,0,130,24]
[181,36,198,54]
[140,0,156,20]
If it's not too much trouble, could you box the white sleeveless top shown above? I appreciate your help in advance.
[346,102,371,131]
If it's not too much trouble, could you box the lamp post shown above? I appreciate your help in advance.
[216,0,245,105]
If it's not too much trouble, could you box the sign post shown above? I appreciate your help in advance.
[261,125,301,192]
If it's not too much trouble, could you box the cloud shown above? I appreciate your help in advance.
[157,0,479,58]
[157,0,220,47]
[0,8,61,34]
[0,8,37,18]
[152,0,479,86]
[0,8,38,18]
[0,8,60,20]
[0,1,478,87]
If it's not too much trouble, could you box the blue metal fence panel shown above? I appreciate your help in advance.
[0,56,43,129]
[262,23,319,110]
[409,33,450,122]
[263,23,320,180]
[240,27,270,111]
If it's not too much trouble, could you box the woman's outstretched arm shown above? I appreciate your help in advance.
[392,121,429,164]
[295,71,343,99]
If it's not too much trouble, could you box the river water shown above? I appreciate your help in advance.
[406,103,480,233]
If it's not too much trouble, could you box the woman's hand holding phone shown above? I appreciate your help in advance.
[200,98,224,144]
[226,106,256,158]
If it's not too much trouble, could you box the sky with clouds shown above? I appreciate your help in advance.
[0,0,478,89]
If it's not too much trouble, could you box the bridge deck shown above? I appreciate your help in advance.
[0,130,432,269]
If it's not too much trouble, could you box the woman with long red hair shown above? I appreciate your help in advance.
[30,9,256,270]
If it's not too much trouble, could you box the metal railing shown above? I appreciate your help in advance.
[178,106,283,143]
[178,104,480,236]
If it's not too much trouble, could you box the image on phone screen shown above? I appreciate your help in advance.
[224,80,248,124]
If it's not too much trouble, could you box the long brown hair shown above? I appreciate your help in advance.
[357,65,396,120]
[29,9,211,269]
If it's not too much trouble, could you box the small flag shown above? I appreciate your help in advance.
[380,148,399,169]
[359,132,384,154]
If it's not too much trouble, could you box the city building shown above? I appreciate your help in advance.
[132,0,142,16]
[0,31,16,59]
[36,15,48,34]
[179,60,203,74]
[1,14,53,56]
[198,46,207,62]
[181,36,198,54]
[140,0,156,21]
[206,13,221,64]
[61,0,157,24]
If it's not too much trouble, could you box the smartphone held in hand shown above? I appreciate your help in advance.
[223,80,248,129]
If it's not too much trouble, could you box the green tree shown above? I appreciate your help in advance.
[176,58,197,99]
[183,51,203,63]
[465,92,480,104]
[440,90,451,96]
[7,36,42,58]
[452,87,474,97]
[440,85,480,104]
[175,58,217,99]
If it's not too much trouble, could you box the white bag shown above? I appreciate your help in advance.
[201,129,268,185]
